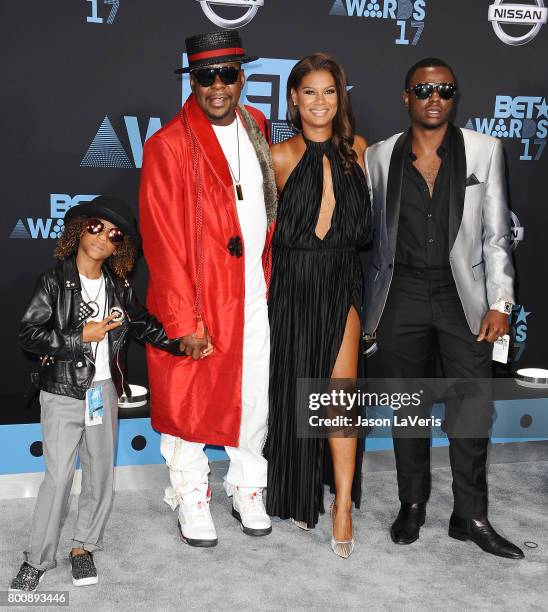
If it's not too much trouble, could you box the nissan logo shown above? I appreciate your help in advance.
[197,0,264,29]
[488,0,547,46]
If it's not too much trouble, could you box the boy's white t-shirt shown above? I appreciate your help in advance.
[79,274,111,382]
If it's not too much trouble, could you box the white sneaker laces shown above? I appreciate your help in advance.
[184,491,213,524]
[238,489,265,515]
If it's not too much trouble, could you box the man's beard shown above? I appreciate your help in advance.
[414,116,448,131]
[206,105,236,124]
[422,120,446,130]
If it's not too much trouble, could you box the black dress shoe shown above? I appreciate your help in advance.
[448,514,524,559]
[390,502,426,545]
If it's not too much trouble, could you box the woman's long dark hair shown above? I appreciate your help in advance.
[287,53,357,173]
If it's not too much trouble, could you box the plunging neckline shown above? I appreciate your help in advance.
[279,137,338,242]
[314,153,336,241]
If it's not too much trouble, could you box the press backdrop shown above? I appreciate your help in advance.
[2,0,547,424]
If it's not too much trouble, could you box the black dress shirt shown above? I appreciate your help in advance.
[395,127,452,269]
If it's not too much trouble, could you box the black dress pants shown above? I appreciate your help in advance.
[376,267,492,519]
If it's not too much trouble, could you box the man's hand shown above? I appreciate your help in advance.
[83,314,122,343]
[179,328,213,360]
[477,310,510,343]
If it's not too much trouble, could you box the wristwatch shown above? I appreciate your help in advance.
[490,299,513,315]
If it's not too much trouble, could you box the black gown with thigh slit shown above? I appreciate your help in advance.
[264,137,372,528]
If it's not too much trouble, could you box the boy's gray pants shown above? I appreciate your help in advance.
[24,379,118,570]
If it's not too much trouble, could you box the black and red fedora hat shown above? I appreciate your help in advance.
[174,30,258,74]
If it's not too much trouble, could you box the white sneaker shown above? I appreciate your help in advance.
[231,486,272,536]
[178,483,218,547]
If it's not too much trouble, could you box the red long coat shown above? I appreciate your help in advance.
[139,94,274,447]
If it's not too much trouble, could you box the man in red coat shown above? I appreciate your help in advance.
[139,31,277,547]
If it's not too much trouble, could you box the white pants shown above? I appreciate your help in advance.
[161,297,269,509]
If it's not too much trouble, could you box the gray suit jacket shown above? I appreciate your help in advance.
[364,126,515,336]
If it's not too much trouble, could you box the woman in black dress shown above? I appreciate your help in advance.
[265,54,371,557]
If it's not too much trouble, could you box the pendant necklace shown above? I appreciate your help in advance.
[226,118,243,201]
[80,274,104,318]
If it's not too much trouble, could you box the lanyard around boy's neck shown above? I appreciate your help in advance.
[80,274,108,363]
[80,273,105,318]
[92,297,108,363]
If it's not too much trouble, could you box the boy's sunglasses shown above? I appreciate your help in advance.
[192,66,241,88]
[85,218,125,244]
[406,82,457,100]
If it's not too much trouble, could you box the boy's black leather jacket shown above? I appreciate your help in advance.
[20,256,182,400]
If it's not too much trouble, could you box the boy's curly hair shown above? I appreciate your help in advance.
[54,216,137,278]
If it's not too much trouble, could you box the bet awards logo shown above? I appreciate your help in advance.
[329,0,427,46]
[81,115,162,169]
[10,195,98,240]
[510,212,524,250]
[196,0,263,29]
[510,305,531,362]
[181,55,300,144]
[488,0,547,46]
[464,95,547,161]
[86,0,120,24]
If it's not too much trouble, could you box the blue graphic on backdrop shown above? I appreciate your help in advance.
[10,195,98,240]
[81,116,132,168]
[465,95,547,160]
[81,116,162,169]
[511,305,531,363]
[86,0,120,24]
[329,0,427,46]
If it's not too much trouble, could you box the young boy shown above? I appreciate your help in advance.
[10,196,183,591]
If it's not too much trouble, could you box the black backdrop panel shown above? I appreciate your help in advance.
[2,0,547,423]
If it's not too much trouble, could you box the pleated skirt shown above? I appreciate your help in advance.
[265,247,364,528]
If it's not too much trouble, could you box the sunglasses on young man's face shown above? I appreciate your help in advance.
[406,82,457,100]
[192,66,241,88]
[85,218,125,244]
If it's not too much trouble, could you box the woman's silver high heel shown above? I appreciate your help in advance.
[291,518,311,531]
[330,500,354,559]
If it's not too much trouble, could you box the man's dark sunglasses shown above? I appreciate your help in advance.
[192,66,241,88]
[406,82,457,100]
[85,218,125,244]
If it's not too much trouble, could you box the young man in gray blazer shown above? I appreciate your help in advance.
[364,58,523,559]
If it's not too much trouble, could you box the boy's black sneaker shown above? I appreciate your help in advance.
[70,551,98,586]
[9,562,45,592]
